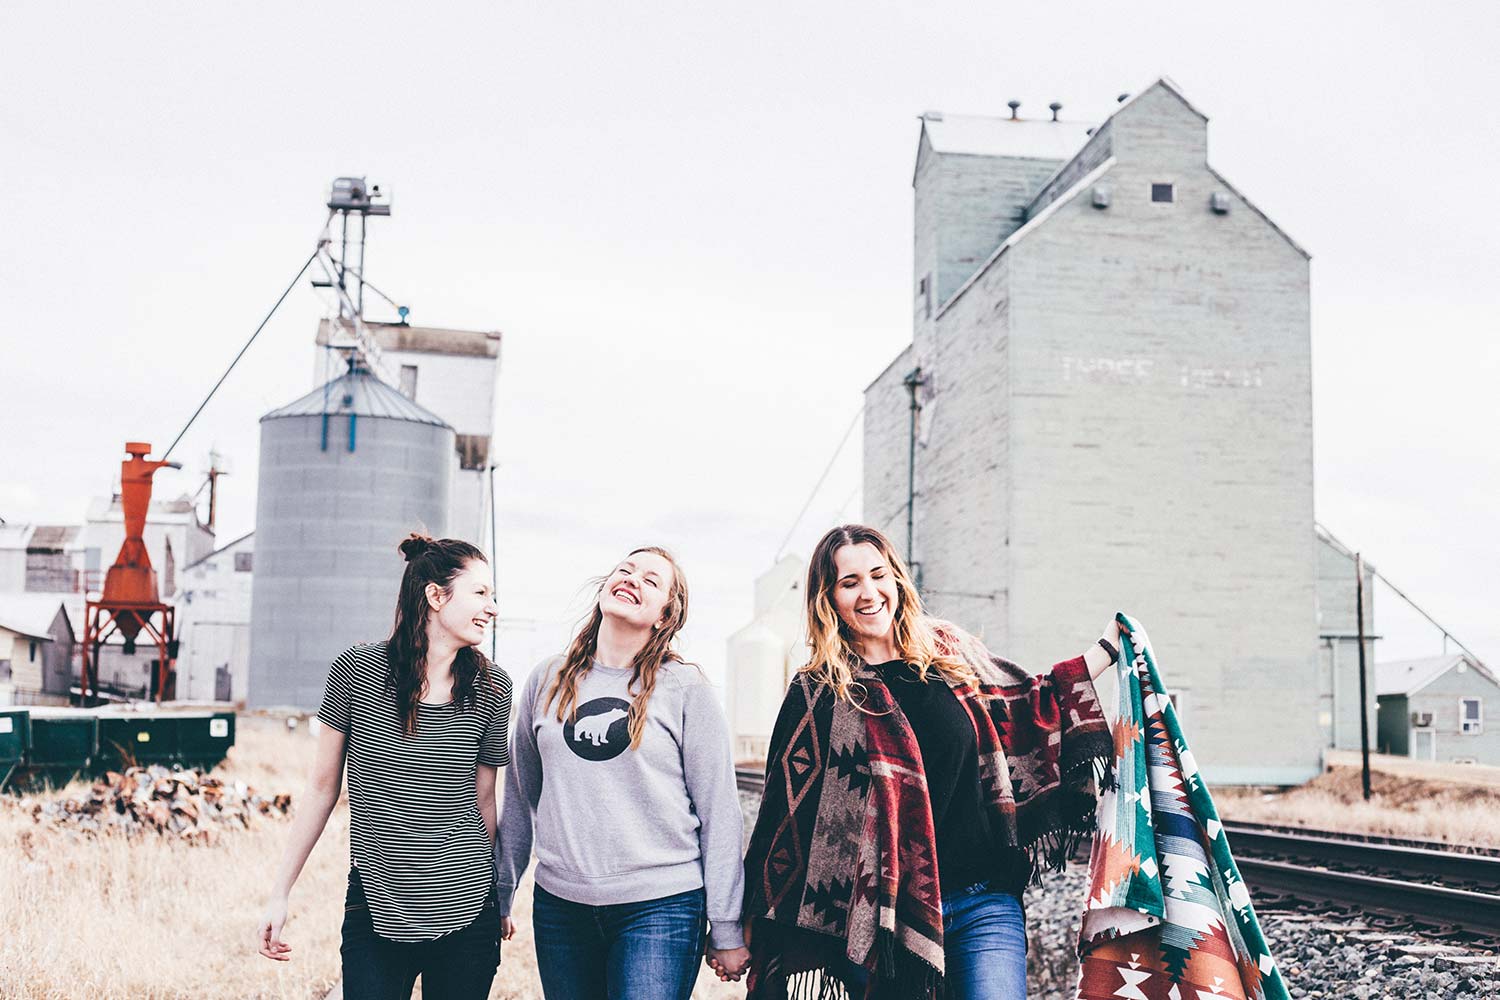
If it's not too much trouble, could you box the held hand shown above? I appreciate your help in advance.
[706,946,751,982]
[501,916,517,941]
[257,897,292,962]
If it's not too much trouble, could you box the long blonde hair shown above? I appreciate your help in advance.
[802,524,974,704]
[544,546,690,749]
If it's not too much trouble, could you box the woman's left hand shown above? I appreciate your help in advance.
[706,946,751,982]
[1084,616,1133,681]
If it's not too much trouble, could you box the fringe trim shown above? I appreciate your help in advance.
[786,970,853,1000]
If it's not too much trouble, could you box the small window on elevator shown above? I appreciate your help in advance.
[1151,183,1175,204]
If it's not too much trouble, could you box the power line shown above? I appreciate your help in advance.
[162,242,327,461]
[773,405,864,561]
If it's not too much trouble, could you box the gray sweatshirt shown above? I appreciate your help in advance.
[496,655,746,949]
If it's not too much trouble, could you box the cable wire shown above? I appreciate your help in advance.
[772,405,865,561]
[162,243,327,461]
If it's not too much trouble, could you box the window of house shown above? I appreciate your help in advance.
[918,274,932,319]
[400,364,419,398]
[234,552,254,573]
[1461,697,1483,734]
[29,641,37,662]
[1151,183,1175,204]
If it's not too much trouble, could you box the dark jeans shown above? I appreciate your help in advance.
[531,883,706,1000]
[340,868,502,1000]
[842,882,1028,999]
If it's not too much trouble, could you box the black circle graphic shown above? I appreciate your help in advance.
[563,697,632,761]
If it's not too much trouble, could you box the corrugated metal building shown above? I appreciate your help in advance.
[174,532,254,702]
[247,369,453,710]
[865,79,1322,783]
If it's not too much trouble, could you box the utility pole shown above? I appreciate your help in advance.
[902,368,926,577]
[1355,553,1372,801]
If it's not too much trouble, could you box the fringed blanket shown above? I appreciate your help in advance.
[1077,613,1290,1000]
[744,619,1112,1000]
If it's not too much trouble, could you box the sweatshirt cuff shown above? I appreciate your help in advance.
[708,920,745,950]
[494,881,518,917]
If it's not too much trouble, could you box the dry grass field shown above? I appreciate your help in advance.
[1214,757,1500,848]
[1,715,740,999]
[12,716,1498,998]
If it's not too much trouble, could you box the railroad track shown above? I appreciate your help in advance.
[734,766,1500,944]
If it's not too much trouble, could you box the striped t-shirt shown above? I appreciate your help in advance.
[317,641,512,941]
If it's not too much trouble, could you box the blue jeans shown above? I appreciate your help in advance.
[943,883,1027,1000]
[842,883,1027,1000]
[531,884,706,1000]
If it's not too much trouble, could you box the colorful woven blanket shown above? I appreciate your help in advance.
[743,620,1112,1000]
[1077,613,1290,1000]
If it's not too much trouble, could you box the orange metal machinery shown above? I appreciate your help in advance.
[80,442,182,705]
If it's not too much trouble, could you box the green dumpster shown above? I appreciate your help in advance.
[20,708,98,788]
[176,712,236,769]
[97,714,180,769]
[0,709,29,788]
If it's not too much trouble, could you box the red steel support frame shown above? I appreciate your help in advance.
[79,442,180,705]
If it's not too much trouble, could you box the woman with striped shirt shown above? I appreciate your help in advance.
[257,534,513,1000]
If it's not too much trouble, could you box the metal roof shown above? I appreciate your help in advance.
[182,530,254,572]
[261,370,451,428]
[1376,653,1499,697]
[0,594,71,641]
[921,113,1093,161]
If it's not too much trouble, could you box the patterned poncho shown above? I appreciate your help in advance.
[743,620,1112,1000]
[1077,614,1290,1000]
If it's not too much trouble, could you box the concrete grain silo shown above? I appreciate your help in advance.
[725,555,806,761]
[248,368,453,709]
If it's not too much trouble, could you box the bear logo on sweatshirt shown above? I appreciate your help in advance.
[563,697,632,761]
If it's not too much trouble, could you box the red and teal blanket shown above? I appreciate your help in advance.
[1077,613,1290,1000]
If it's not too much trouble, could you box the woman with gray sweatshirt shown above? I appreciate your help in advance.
[496,545,748,999]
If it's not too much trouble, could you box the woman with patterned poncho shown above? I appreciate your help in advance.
[737,524,1121,1000]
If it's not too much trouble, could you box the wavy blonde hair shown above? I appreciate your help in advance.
[544,546,689,749]
[802,524,974,705]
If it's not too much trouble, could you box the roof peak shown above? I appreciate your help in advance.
[261,370,452,428]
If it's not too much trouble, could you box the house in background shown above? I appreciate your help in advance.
[1377,653,1500,764]
[0,595,75,705]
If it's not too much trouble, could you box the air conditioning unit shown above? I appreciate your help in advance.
[1411,711,1434,728]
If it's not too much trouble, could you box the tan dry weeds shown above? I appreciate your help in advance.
[2,714,741,999]
[1213,760,1500,848]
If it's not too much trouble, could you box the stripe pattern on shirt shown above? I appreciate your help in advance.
[317,641,512,942]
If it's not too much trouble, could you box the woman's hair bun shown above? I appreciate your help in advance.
[399,533,434,562]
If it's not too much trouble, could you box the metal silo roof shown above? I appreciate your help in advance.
[260,370,451,428]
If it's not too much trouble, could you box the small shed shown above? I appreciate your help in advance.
[1376,653,1500,764]
[0,596,75,705]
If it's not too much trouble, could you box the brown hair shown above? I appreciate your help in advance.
[544,546,689,750]
[387,532,496,734]
[802,524,973,705]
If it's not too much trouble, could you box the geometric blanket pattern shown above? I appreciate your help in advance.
[1077,613,1291,1000]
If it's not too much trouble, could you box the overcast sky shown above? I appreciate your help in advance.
[2,1,1496,685]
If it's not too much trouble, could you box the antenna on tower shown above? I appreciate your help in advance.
[326,177,391,320]
[312,177,400,385]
